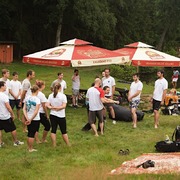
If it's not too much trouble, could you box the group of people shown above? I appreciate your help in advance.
[86,68,168,136]
[0,69,72,152]
[0,67,169,149]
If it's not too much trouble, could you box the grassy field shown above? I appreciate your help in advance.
[0,61,180,180]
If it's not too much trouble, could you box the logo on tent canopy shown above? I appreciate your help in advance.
[145,51,164,59]
[42,48,66,58]
[77,50,106,58]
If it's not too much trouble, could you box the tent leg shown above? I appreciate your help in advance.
[136,66,139,73]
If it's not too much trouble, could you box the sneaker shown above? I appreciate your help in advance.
[14,141,24,146]
[29,148,37,152]
[0,142,4,148]
[112,120,116,124]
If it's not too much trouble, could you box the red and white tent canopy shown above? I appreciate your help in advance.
[114,42,180,67]
[23,38,129,67]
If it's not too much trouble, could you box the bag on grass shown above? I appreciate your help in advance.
[155,125,180,152]
[172,125,180,142]
[155,141,180,152]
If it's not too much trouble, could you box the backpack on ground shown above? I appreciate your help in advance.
[155,125,180,152]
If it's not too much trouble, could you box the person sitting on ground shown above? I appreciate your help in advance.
[103,86,117,124]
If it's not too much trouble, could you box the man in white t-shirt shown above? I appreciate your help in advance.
[20,70,35,132]
[152,70,168,128]
[72,69,80,108]
[51,72,67,94]
[86,78,118,136]
[102,68,116,99]
[128,73,143,128]
[0,69,10,95]
[9,72,22,121]
[0,81,24,147]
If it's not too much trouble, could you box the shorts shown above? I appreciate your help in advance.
[129,100,140,109]
[172,78,178,82]
[27,120,40,138]
[50,115,67,134]
[153,99,161,111]
[88,109,104,124]
[72,89,79,96]
[39,113,51,131]
[9,99,21,110]
[0,118,16,133]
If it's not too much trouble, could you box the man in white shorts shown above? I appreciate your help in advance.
[51,72,67,94]
[128,73,143,128]
[72,69,80,108]
[152,70,168,128]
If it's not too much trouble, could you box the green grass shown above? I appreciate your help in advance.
[0,62,180,180]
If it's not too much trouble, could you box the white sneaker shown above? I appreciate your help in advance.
[0,142,4,148]
[112,120,116,124]
[14,141,24,146]
[29,149,37,152]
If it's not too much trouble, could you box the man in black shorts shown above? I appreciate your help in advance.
[0,81,24,147]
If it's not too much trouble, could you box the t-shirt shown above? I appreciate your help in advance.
[25,95,40,121]
[0,78,10,96]
[173,70,179,78]
[86,87,104,111]
[102,76,116,96]
[9,80,22,100]
[129,80,143,101]
[0,92,11,120]
[72,75,80,90]
[153,78,168,101]
[48,92,67,118]
[37,91,47,113]
[51,79,67,94]
[22,78,31,102]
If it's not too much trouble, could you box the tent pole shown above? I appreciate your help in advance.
[137,66,139,73]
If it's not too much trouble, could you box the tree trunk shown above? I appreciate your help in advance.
[156,25,169,51]
[55,17,63,46]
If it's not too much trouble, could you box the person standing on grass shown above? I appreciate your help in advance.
[102,68,116,100]
[0,69,11,95]
[9,72,22,121]
[71,69,80,108]
[171,68,179,89]
[86,78,118,136]
[0,81,24,148]
[50,72,67,94]
[128,73,143,128]
[23,85,40,152]
[46,83,70,147]
[20,70,35,132]
[35,80,50,143]
[152,70,168,129]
